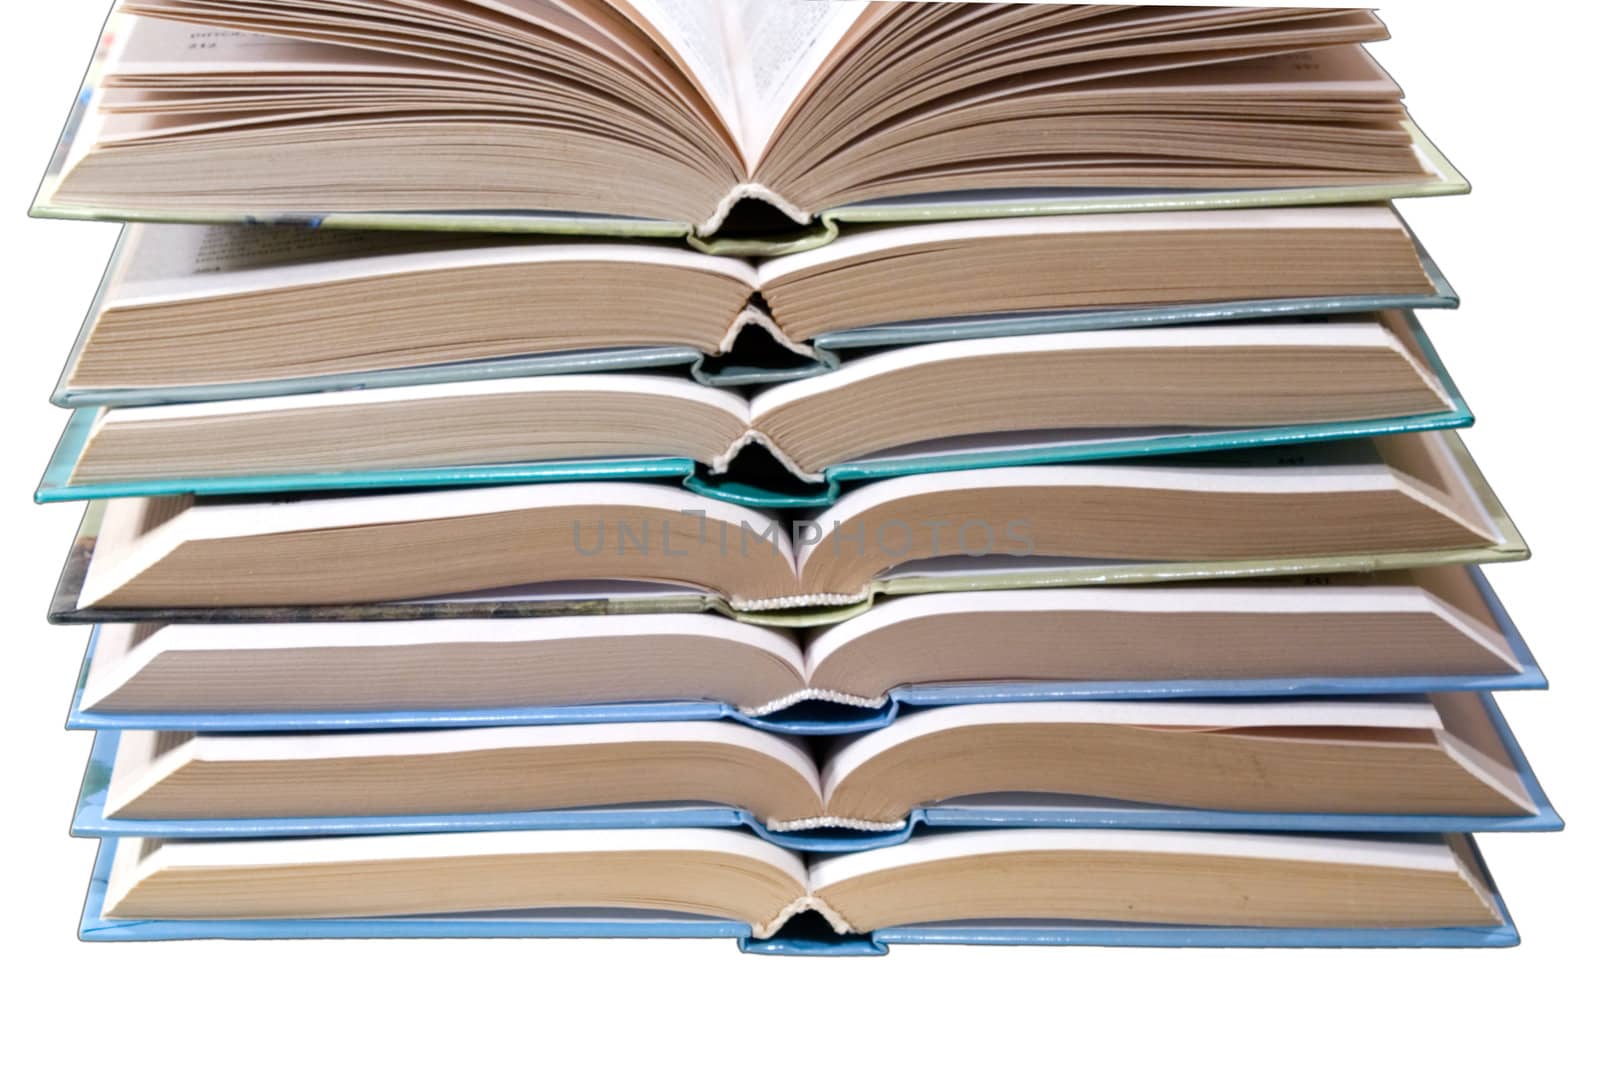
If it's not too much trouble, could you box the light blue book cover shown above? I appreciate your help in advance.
[76,834,1520,954]
[69,693,1564,848]
[60,567,1547,737]
[36,310,1473,508]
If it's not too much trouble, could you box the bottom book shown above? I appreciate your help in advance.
[80,828,1518,955]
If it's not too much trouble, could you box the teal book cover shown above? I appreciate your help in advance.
[39,310,1469,508]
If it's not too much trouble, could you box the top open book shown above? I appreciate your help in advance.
[35,3,1467,251]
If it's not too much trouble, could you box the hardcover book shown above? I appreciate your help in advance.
[18,0,1561,962]
[36,4,1469,252]
[46,432,1527,626]
[73,693,1561,848]
[39,311,1476,505]
[52,209,1451,408]
[62,566,1543,737]
[81,829,1518,954]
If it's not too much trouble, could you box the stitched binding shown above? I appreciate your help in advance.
[750,894,857,939]
[741,688,885,718]
[728,588,872,612]
[697,182,813,238]
[707,429,827,483]
[765,815,908,833]
[715,303,816,362]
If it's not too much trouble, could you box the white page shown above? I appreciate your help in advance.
[723,0,869,165]
[626,0,867,169]
[169,479,784,548]
[621,0,743,150]
[106,224,758,306]
[183,719,819,793]
[138,827,811,886]
[111,13,439,76]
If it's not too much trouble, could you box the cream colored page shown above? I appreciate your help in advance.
[145,827,813,886]
[111,13,427,75]
[186,720,822,796]
[819,698,1445,801]
[102,371,751,424]
[805,828,1463,892]
[625,0,870,168]
[747,321,1404,422]
[620,0,743,152]
[756,205,1404,286]
[725,0,869,163]
[472,0,652,60]
[801,583,1447,678]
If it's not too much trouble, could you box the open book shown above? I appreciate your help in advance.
[100,694,1538,829]
[68,434,1514,615]
[49,311,1470,502]
[61,208,1443,405]
[38,5,1462,246]
[59,209,1441,404]
[76,567,1530,721]
[101,827,1506,938]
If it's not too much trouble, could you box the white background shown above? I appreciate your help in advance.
[1,2,1594,1062]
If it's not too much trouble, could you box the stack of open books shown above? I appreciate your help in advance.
[32,1,1556,954]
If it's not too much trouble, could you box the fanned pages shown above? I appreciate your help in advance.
[39,4,1454,239]
[101,828,1505,936]
[100,694,1538,827]
[76,567,1528,719]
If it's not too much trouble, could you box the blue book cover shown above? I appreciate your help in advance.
[38,308,1469,507]
[76,833,1519,954]
[70,693,1563,848]
[60,566,1547,736]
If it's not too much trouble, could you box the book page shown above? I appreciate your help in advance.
[112,13,431,75]
[106,225,757,306]
[168,480,783,551]
[748,320,1405,423]
[100,370,751,424]
[804,828,1464,891]
[756,205,1405,286]
[800,579,1454,679]
[178,719,820,792]
[725,0,871,163]
[135,826,812,884]
[618,1,870,166]
[108,225,494,303]
[819,698,1445,800]
[616,0,744,155]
